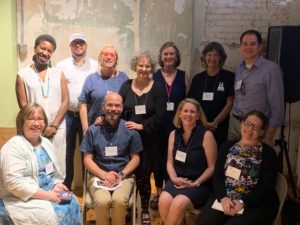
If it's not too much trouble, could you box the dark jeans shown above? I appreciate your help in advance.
[64,112,83,189]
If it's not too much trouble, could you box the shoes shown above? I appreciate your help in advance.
[150,195,159,210]
[141,210,151,225]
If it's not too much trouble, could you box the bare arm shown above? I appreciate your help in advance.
[121,152,140,177]
[192,130,217,187]
[264,125,277,146]
[185,72,191,96]
[15,75,28,108]
[80,102,89,134]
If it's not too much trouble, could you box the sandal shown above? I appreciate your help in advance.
[150,195,159,210]
[141,210,151,225]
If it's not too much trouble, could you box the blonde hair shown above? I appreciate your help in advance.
[173,98,207,128]
[98,44,118,67]
[16,103,48,135]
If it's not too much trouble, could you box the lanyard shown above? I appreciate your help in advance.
[203,72,219,93]
[162,69,177,101]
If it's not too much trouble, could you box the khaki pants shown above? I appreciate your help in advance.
[227,113,242,141]
[88,175,134,225]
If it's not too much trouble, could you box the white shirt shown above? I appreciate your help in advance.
[56,57,98,112]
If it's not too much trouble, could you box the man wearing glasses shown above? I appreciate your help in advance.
[228,29,284,146]
[56,33,98,189]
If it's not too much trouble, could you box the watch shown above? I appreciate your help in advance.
[239,199,244,206]
[119,171,126,179]
[194,181,201,188]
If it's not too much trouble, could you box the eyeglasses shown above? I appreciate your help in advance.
[102,52,116,58]
[26,117,45,124]
[71,41,86,47]
[242,120,261,131]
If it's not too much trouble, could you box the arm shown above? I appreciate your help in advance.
[192,130,217,187]
[121,153,140,177]
[185,72,191,96]
[15,75,28,108]
[80,102,89,134]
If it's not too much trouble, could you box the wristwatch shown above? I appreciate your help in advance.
[194,181,201,188]
[239,199,244,206]
[119,171,126,179]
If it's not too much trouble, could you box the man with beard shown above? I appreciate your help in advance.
[56,33,98,189]
[80,92,143,225]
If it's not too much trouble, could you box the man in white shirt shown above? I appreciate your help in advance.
[56,33,98,189]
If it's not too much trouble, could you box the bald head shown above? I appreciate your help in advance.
[103,93,123,125]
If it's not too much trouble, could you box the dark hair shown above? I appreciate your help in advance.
[201,42,227,68]
[242,110,268,130]
[158,41,181,68]
[34,34,57,51]
[240,30,262,45]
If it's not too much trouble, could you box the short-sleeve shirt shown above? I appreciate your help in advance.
[80,119,143,172]
[78,71,128,125]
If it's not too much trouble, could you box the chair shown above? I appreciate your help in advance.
[82,169,137,225]
[273,173,288,225]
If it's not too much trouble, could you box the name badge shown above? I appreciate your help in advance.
[45,162,54,175]
[235,80,242,90]
[106,90,113,94]
[175,150,187,163]
[225,165,241,180]
[167,102,174,111]
[105,146,118,156]
[202,92,214,101]
[135,105,146,115]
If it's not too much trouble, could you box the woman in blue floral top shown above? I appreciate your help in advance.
[0,103,82,225]
[196,110,279,225]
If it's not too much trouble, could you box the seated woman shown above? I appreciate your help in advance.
[158,98,217,225]
[0,103,82,225]
[196,110,279,225]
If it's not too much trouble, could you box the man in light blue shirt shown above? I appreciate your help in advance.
[228,29,284,146]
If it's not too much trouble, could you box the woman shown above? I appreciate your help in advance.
[119,51,167,225]
[15,34,69,177]
[158,98,217,225]
[79,44,128,133]
[196,110,279,225]
[0,103,82,225]
[188,42,234,147]
[151,42,189,209]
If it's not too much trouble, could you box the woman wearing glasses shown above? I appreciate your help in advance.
[15,34,69,177]
[0,103,82,225]
[196,110,279,225]
[79,44,128,134]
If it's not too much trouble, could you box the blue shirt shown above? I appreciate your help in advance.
[233,56,284,127]
[80,119,143,172]
[78,71,128,125]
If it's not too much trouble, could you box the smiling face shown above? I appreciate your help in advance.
[23,109,46,143]
[241,115,264,143]
[103,93,123,123]
[135,57,152,80]
[70,39,87,58]
[205,49,221,69]
[34,40,55,65]
[179,102,199,127]
[99,46,117,69]
[240,34,262,62]
[161,46,177,67]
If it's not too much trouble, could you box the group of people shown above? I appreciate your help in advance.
[0,28,284,225]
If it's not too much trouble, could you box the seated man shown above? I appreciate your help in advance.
[81,92,143,225]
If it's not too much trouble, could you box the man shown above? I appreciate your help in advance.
[228,29,284,146]
[80,92,142,225]
[56,33,98,189]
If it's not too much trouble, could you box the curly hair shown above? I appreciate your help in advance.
[130,51,156,73]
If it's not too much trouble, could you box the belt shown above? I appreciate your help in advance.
[67,110,80,117]
[232,114,243,121]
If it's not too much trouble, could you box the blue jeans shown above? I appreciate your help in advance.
[64,112,83,189]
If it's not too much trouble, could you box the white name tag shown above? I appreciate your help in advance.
[235,80,242,90]
[175,150,187,163]
[45,162,54,175]
[167,102,174,111]
[105,146,118,156]
[225,165,241,180]
[202,92,214,101]
[135,105,146,115]
[106,91,113,94]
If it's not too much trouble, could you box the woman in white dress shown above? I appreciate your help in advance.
[15,34,69,177]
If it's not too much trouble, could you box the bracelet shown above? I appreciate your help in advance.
[49,125,58,131]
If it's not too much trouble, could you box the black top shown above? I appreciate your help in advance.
[213,140,279,215]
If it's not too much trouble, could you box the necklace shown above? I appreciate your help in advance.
[32,64,50,99]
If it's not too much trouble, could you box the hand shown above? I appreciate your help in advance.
[125,121,143,130]
[102,171,121,186]
[48,190,61,204]
[231,199,244,215]
[53,183,68,192]
[94,116,104,126]
[220,197,236,215]
[206,122,218,132]
[172,177,193,189]
[43,126,57,139]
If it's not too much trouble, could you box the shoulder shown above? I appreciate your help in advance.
[262,143,277,157]
[18,66,33,79]
[153,69,162,77]
[117,71,129,79]
[88,58,98,66]
[220,69,234,76]
[192,71,205,81]
[56,57,72,68]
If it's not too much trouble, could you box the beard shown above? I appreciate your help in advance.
[105,112,121,121]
